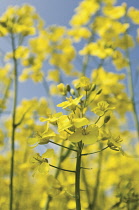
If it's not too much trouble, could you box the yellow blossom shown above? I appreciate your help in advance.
[128,7,139,24]
[73,76,91,91]
[112,51,129,70]
[68,124,99,144]
[80,41,113,59]
[114,35,134,50]
[40,112,62,125]
[57,95,83,110]
[47,69,60,82]
[31,153,49,175]
[70,0,99,26]
[92,101,115,116]
[103,4,126,20]
[68,27,91,42]
[28,124,56,147]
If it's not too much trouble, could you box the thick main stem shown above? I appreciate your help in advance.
[9,33,18,210]
[75,141,83,210]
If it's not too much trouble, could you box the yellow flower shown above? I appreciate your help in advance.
[72,117,89,128]
[47,69,60,82]
[103,4,126,20]
[128,7,139,24]
[0,5,38,35]
[57,96,83,110]
[31,153,49,175]
[57,83,67,95]
[80,41,113,59]
[73,76,91,91]
[68,124,99,144]
[92,17,129,37]
[112,51,129,70]
[92,101,115,116]
[68,27,91,42]
[107,135,123,151]
[58,115,72,132]
[40,112,62,125]
[42,149,55,159]
[70,0,99,26]
[5,46,29,60]
[114,35,134,50]
[28,124,56,147]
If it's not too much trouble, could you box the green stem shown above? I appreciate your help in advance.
[15,145,29,210]
[126,63,139,140]
[90,143,103,209]
[124,14,139,140]
[49,140,77,152]
[75,141,83,210]
[44,145,71,210]
[49,164,75,173]
[9,33,18,210]
[82,54,90,75]
[82,160,92,210]
[44,129,83,210]
[81,146,108,156]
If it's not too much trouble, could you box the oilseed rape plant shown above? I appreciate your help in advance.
[0,1,139,210]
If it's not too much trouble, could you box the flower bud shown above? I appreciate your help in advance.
[91,84,96,91]
[84,84,91,91]
[57,83,67,95]
[66,84,71,92]
[70,88,75,95]
[104,116,111,124]
[96,89,102,95]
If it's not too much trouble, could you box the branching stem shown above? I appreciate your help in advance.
[81,146,108,156]
[9,32,18,210]
[49,140,77,152]
[49,164,75,173]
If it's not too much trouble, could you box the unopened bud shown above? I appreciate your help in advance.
[57,83,67,96]
[66,84,71,92]
[96,89,102,95]
[91,84,96,91]
[84,85,91,91]
[70,88,75,95]
[43,158,48,163]
[104,116,111,124]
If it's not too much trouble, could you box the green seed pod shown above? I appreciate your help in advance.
[104,116,111,124]
[66,84,71,92]
[101,137,108,141]
[91,84,96,91]
[96,89,102,95]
